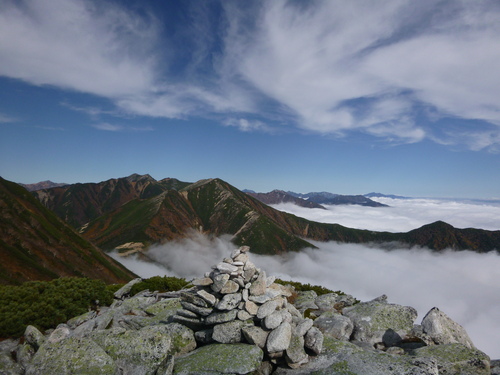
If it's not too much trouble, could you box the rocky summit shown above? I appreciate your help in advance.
[0,246,495,374]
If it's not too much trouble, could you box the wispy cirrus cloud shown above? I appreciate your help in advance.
[2,0,500,149]
[91,122,153,132]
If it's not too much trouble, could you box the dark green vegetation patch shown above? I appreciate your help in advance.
[129,275,189,296]
[0,278,114,338]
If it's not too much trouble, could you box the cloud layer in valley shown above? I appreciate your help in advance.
[111,229,500,359]
[271,197,500,232]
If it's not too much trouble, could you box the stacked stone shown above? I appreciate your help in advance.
[173,246,323,368]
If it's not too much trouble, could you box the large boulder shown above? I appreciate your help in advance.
[313,310,353,341]
[420,307,476,349]
[25,336,117,375]
[173,343,263,374]
[412,343,490,375]
[90,326,172,374]
[343,296,417,347]
[274,337,439,375]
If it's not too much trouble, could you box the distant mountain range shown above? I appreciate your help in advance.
[20,180,68,191]
[0,177,136,285]
[22,174,500,256]
[246,190,387,208]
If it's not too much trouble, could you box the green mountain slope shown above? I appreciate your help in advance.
[0,177,136,285]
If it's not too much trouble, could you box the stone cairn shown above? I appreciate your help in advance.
[172,246,323,368]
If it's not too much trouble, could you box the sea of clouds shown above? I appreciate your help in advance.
[110,197,500,359]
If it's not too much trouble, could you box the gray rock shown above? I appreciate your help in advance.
[412,343,490,375]
[491,359,500,375]
[24,325,45,351]
[194,329,214,344]
[90,326,171,374]
[304,326,323,355]
[314,293,340,312]
[26,337,117,375]
[242,325,269,349]
[274,337,438,375]
[267,321,292,353]
[237,309,253,321]
[172,314,205,331]
[216,262,239,274]
[196,289,217,306]
[67,310,97,329]
[144,298,182,324]
[177,308,199,319]
[257,299,280,319]
[245,300,259,315]
[0,350,23,375]
[47,325,71,343]
[212,320,247,344]
[16,342,36,370]
[181,301,213,316]
[220,279,240,294]
[205,309,238,325]
[343,299,417,347]
[314,310,353,341]
[421,307,476,349]
[250,271,267,296]
[211,273,230,293]
[173,343,263,375]
[191,277,213,286]
[234,253,249,263]
[114,277,143,299]
[264,310,284,330]
[294,290,318,312]
[286,332,309,369]
[161,323,197,355]
[180,292,209,307]
[249,288,282,304]
[216,292,243,310]
[239,245,250,253]
[295,318,314,337]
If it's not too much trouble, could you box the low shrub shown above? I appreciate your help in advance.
[129,275,189,296]
[0,278,113,338]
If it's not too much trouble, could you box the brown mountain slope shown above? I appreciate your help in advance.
[0,177,136,285]
[32,173,191,228]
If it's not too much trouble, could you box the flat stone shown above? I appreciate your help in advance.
[245,300,259,315]
[242,288,249,302]
[196,289,217,306]
[237,310,253,321]
[267,322,292,353]
[216,293,243,310]
[181,301,213,316]
[249,289,282,304]
[217,262,239,274]
[242,325,269,349]
[194,329,214,344]
[181,292,209,307]
[177,308,199,319]
[205,309,238,325]
[173,315,205,331]
[191,277,213,286]
[257,299,279,319]
[220,279,240,294]
[211,273,230,293]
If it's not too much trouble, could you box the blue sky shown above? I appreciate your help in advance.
[1,0,500,198]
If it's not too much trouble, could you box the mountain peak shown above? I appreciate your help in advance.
[126,173,155,182]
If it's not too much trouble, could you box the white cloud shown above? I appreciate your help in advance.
[271,197,500,232]
[111,232,500,359]
[222,118,270,133]
[0,0,159,97]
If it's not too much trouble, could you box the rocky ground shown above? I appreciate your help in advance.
[0,246,497,374]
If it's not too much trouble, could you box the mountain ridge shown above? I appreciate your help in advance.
[26,174,500,255]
